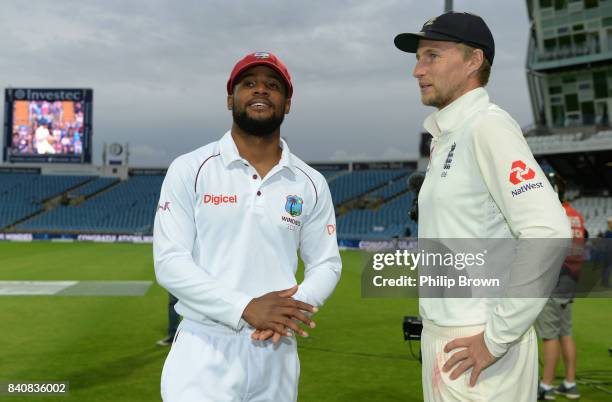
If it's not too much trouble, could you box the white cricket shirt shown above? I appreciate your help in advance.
[154,131,341,330]
[418,88,571,356]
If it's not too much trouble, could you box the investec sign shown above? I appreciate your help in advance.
[10,88,86,101]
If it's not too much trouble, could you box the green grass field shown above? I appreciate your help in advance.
[0,242,610,401]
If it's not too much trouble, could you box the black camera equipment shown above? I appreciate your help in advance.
[407,173,425,222]
[403,315,423,363]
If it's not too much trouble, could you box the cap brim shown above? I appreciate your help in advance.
[394,31,461,53]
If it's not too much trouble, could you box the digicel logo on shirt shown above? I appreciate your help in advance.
[203,194,238,205]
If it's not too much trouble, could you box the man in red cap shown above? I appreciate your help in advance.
[154,52,341,401]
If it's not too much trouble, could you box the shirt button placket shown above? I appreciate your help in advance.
[249,168,263,207]
[252,171,264,214]
[252,172,260,196]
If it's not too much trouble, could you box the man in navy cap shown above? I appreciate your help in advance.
[395,12,570,402]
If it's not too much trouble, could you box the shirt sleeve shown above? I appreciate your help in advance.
[153,158,252,330]
[294,178,342,307]
[471,111,571,357]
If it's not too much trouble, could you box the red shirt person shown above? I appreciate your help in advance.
[561,201,586,280]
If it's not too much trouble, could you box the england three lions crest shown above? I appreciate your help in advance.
[285,195,303,217]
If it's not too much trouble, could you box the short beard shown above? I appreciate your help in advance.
[423,94,451,109]
[232,107,285,138]
[423,82,464,109]
[423,91,454,109]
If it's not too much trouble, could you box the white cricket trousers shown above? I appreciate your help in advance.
[421,319,538,402]
[161,319,299,402]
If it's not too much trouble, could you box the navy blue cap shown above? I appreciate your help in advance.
[394,12,495,65]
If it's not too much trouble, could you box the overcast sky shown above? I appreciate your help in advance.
[0,0,532,167]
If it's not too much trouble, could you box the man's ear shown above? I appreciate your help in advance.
[284,98,291,115]
[468,49,484,77]
[227,95,233,110]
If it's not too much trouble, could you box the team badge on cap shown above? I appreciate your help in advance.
[424,17,437,27]
[253,52,270,59]
[285,195,303,217]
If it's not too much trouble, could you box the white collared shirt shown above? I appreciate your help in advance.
[418,88,570,356]
[153,131,341,330]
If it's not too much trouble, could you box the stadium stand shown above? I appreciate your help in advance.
[9,165,610,241]
[526,130,612,155]
[68,177,119,198]
[316,169,347,183]
[0,173,91,204]
[337,192,416,239]
[0,173,92,228]
[328,169,411,206]
[1,167,425,238]
[16,175,163,234]
[0,204,41,229]
[367,178,410,201]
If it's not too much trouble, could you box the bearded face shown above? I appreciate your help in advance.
[229,65,290,137]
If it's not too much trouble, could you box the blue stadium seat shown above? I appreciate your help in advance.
[328,169,411,205]
[0,173,91,228]
[3,169,418,238]
[336,192,417,239]
[16,175,164,235]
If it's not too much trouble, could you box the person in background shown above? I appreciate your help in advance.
[156,293,180,346]
[536,173,584,400]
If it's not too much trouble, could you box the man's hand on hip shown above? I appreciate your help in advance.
[442,331,498,387]
[242,285,317,342]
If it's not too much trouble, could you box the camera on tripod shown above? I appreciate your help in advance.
[403,316,423,363]
[403,316,423,341]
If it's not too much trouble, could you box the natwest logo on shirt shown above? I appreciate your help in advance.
[511,181,543,197]
[509,160,544,197]
[509,160,536,185]
[203,194,238,205]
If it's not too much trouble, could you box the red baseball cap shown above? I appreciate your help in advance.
[227,52,293,98]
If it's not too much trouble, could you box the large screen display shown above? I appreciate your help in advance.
[3,88,93,163]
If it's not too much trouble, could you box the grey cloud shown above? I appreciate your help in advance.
[0,0,531,166]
